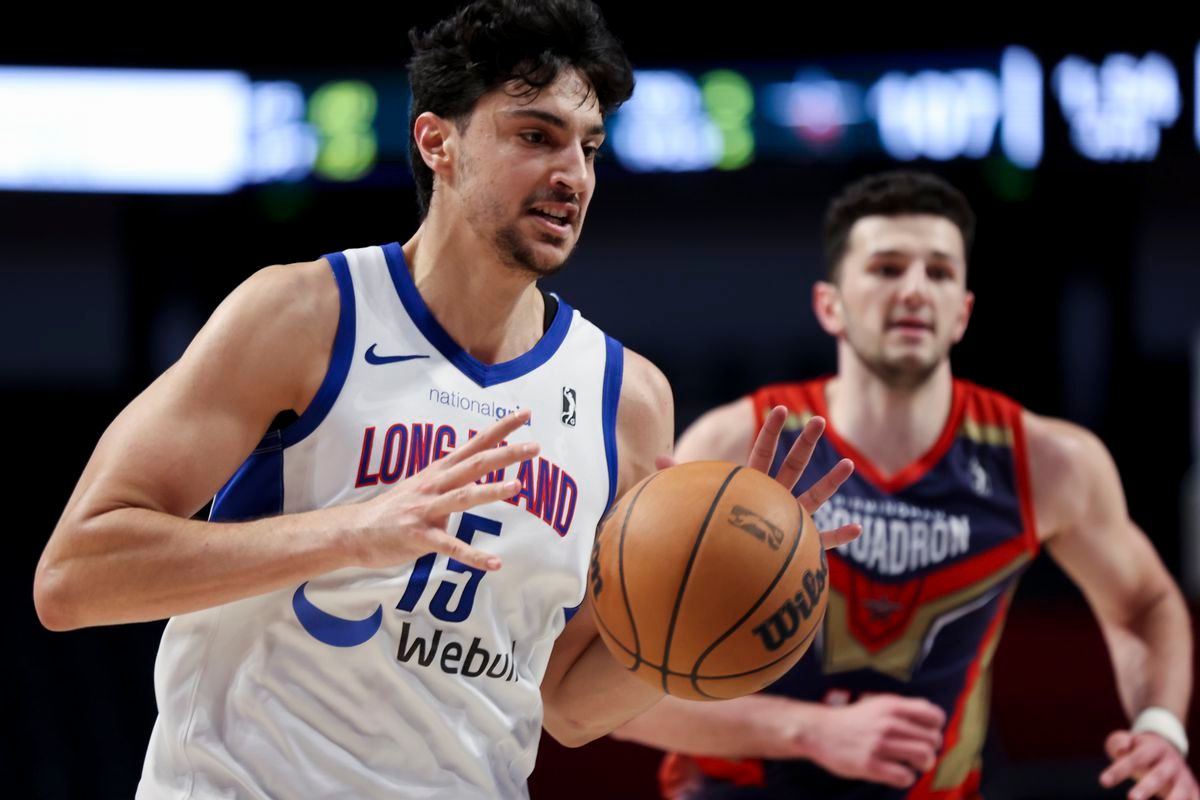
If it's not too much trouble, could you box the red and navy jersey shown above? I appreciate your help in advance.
[664,378,1039,800]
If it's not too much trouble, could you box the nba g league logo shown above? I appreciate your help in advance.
[561,387,577,427]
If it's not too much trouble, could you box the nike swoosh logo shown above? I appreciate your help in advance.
[365,344,430,365]
[292,582,383,647]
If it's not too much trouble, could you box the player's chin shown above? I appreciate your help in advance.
[886,341,946,366]
[882,350,932,369]
[527,238,575,275]
[881,352,942,384]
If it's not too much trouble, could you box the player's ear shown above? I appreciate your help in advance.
[950,289,974,344]
[413,112,457,182]
[813,281,844,337]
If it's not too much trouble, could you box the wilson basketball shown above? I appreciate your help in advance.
[588,460,827,701]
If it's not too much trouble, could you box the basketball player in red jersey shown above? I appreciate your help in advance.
[615,171,1197,800]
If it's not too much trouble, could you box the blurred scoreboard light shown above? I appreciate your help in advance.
[1,43,1196,195]
[0,67,254,193]
[609,70,724,172]
[0,67,317,194]
[609,47,1045,172]
[1194,41,1199,152]
[250,80,319,184]
[1053,51,1181,162]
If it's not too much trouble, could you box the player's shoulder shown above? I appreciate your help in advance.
[747,378,828,415]
[619,347,673,418]
[232,258,338,319]
[188,259,341,406]
[1022,410,1117,530]
[213,259,339,345]
[612,347,674,493]
[674,396,756,463]
[955,377,1026,417]
[1022,411,1107,468]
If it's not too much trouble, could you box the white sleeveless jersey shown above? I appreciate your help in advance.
[138,243,623,800]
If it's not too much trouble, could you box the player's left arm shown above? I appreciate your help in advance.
[540,348,674,747]
[1028,412,1197,800]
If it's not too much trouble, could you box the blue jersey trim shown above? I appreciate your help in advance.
[280,252,357,447]
[601,336,624,515]
[381,242,573,388]
[210,432,284,521]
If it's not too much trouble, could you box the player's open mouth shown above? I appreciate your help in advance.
[528,209,571,234]
[887,318,933,333]
[528,202,576,232]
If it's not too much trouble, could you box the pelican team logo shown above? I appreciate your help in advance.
[968,456,992,497]
[561,386,577,427]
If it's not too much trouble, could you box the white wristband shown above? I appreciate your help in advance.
[1131,707,1189,756]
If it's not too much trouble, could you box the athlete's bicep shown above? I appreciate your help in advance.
[1031,415,1175,624]
[59,262,338,524]
[613,348,674,494]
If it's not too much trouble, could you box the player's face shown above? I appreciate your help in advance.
[455,69,604,278]
[829,215,973,388]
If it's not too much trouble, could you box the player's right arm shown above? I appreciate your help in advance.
[613,693,944,789]
[34,262,533,631]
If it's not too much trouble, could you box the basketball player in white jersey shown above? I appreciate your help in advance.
[33,2,857,798]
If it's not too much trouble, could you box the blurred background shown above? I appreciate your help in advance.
[6,7,1199,798]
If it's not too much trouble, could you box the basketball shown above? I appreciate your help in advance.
[588,461,828,701]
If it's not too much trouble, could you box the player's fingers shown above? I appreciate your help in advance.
[427,479,523,518]
[747,406,787,473]
[1107,730,1135,760]
[884,718,944,751]
[774,416,826,489]
[1102,746,1155,789]
[892,698,948,730]
[818,523,860,550]
[426,528,502,572]
[865,759,917,789]
[878,739,938,773]
[798,458,855,513]
[1165,776,1197,800]
[1127,760,1177,800]
[437,409,532,468]
[434,442,539,491]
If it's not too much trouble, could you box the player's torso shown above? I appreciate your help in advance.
[140,243,622,800]
[681,378,1037,800]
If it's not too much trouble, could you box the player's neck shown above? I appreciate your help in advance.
[825,357,954,478]
[402,222,546,365]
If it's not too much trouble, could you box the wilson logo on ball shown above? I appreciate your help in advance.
[751,558,829,652]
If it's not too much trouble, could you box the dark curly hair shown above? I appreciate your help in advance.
[822,171,976,282]
[407,0,635,216]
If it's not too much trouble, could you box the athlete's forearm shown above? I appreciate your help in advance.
[612,692,826,759]
[542,634,666,747]
[34,505,352,630]
[1103,584,1194,721]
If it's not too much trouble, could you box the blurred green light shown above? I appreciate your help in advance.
[700,70,755,171]
[701,70,754,124]
[309,80,378,182]
[717,127,754,170]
